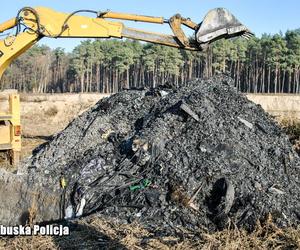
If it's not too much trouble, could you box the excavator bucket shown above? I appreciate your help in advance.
[196,8,253,45]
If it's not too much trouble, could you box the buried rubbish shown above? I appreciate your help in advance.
[0,75,299,234]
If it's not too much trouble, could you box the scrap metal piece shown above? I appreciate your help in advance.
[238,116,253,129]
[268,185,285,195]
[180,101,200,121]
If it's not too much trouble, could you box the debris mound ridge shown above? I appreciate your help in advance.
[24,76,300,232]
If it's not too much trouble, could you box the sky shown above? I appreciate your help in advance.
[1,0,300,52]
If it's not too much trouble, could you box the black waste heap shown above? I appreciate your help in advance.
[23,76,300,232]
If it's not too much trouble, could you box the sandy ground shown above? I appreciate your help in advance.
[19,93,109,137]
[1,93,109,136]
[247,93,300,120]
[0,93,299,249]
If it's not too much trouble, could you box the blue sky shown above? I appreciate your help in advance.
[1,0,300,52]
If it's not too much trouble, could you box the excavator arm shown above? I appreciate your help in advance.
[0,6,252,79]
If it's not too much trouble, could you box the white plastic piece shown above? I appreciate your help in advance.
[238,117,253,129]
[64,205,74,219]
[76,198,86,217]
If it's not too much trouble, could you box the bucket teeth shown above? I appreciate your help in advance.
[243,32,254,38]
[241,32,254,40]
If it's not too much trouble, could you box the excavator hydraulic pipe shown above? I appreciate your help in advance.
[0,18,17,33]
[100,12,165,24]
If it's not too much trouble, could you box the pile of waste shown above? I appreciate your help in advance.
[1,76,300,232]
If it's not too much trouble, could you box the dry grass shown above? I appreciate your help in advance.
[0,215,299,250]
[200,216,300,249]
[0,235,56,250]
[280,118,300,138]
[279,118,300,155]
[45,106,59,117]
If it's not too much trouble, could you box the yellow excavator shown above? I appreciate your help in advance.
[0,6,252,79]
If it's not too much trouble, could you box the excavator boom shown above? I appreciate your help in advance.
[0,6,253,79]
